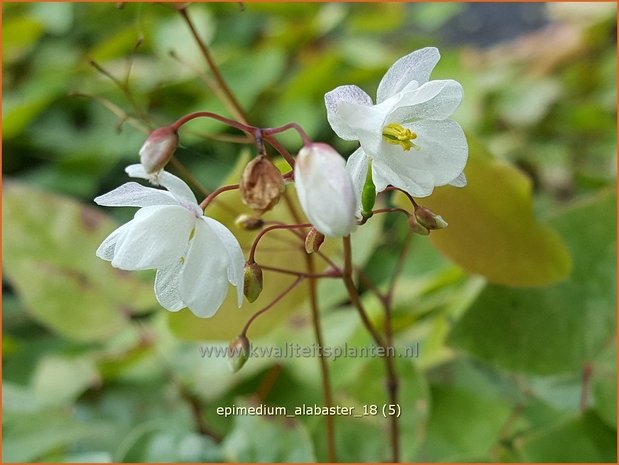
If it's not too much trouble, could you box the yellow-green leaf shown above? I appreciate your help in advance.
[3,182,156,342]
[398,139,572,287]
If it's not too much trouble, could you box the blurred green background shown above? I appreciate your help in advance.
[3,2,617,462]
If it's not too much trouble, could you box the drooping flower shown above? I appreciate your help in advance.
[94,164,244,318]
[325,47,468,200]
[295,143,358,237]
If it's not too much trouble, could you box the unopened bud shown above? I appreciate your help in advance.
[227,335,250,372]
[139,126,178,175]
[408,215,430,236]
[235,214,264,231]
[360,164,376,219]
[295,143,357,237]
[415,206,448,230]
[239,155,285,214]
[243,262,263,303]
[304,227,325,254]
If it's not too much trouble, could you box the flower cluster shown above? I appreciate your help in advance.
[95,47,467,319]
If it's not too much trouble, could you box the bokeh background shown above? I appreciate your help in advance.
[3,2,617,462]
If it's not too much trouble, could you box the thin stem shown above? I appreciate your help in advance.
[263,122,311,145]
[248,223,311,264]
[69,92,149,134]
[385,185,418,209]
[580,363,593,412]
[265,137,296,169]
[373,207,411,217]
[255,364,284,403]
[380,234,414,465]
[341,236,399,462]
[342,236,386,347]
[171,111,254,135]
[258,263,341,279]
[88,58,152,126]
[240,276,303,337]
[305,253,336,462]
[177,6,248,124]
[199,184,239,210]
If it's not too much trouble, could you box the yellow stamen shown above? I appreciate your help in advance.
[382,123,418,151]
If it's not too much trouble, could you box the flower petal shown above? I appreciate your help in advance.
[94,182,177,208]
[449,172,467,187]
[335,102,390,156]
[372,119,468,196]
[154,259,186,312]
[295,144,357,237]
[125,164,198,209]
[376,47,440,103]
[387,79,463,123]
[201,217,245,308]
[96,222,131,261]
[111,205,195,270]
[372,158,435,197]
[346,147,370,215]
[324,85,373,141]
[180,219,231,318]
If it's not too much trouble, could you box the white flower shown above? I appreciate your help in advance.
[295,143,358,237]
[325,47,468,199]
[94,164,244,318]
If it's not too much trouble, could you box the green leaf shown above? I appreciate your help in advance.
[418,383,512,461]
[399,138,572,287]
[32,355,98,406]
[517,411,616,462]
[3,408,114,463]
[143,431,224,462]
[221,399,316,462]
[3,182,156,342]
[449,190,617,374]
[3,14,44,63]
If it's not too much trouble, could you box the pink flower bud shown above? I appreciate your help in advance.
[295,143,357,237]
[139,126,178,175]
[415,206,448,230]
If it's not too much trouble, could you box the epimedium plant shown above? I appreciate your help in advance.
[94,45,466,462]
[5,2,616,463]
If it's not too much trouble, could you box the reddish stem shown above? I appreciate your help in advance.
[171,111,255,134]
[240,276,304,337]
[263,122,312,145]
[199,184,240,210]
[258,263,341,279]
[248,223,311,264]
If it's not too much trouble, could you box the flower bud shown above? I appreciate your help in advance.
[235,214,264,231]
[239,155,285,214]
[295,143,358,237]
[304,227,325,254]
[139,126,178,175]
[243,262,263,303]
[408,214,430,236]
[360,165,376,219]
[227,335,250,373]
[415,206,448,230]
